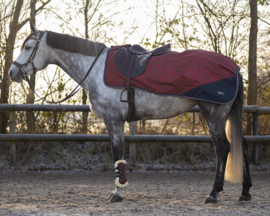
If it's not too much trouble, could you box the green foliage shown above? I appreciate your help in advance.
[59,113,63,120]
[41,111,54,118]
[57,81,65,92]
[257,0,269,6]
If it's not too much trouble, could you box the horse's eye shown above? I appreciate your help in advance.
[25,45,31,50]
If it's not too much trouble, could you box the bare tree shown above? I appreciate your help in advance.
[246,0,258,135]
[0,0,51,133]
[25,0,51,133]
[67,0,118,133]
[193,0,249,58]
[0,0,26,133]
[0,1,8,96]
[140,0,182,50]
[82,0,92,134]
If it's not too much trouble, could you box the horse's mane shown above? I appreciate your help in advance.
[21,31,106,56]
[46,31,106,56]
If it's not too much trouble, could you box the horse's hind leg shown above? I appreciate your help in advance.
[197,101,231,204]
[239,137,252,201]
[103,114,127,203]
[205,125,230,204]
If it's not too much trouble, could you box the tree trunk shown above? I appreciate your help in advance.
[0,11,3,97]
[161,119,169,133]
[247,0,258,135]
[140,120,146,132]
[26,0,37,133]
[191,113,195,135]
[82,91,88,133]
[0,0,24,133]
[82,0,90,134]
[129,122,136,164]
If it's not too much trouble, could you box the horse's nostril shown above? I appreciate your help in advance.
[9,70,13,77]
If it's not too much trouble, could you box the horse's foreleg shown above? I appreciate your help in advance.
[103,115,127,202]
[239,137,252,201]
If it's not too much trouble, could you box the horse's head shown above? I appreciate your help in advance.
[9,22,49,83]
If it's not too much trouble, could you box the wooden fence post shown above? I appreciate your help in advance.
[9,111,16,166]
[252,110,259,165]
[129,122,136,164]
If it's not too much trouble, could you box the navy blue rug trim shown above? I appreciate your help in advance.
[180,74,238,103]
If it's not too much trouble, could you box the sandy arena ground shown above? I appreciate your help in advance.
[0,171,269,215]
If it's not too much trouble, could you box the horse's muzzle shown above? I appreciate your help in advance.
[9,68,23,83]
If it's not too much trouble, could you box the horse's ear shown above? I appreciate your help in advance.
[30,22,39,34]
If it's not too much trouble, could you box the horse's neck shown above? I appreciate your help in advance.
[51,48,107,91]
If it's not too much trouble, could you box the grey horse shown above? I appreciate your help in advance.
[9,23,252,203]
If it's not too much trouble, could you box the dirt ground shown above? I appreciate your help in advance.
[0,171,269,216]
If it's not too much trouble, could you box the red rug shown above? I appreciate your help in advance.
[104,46,239,103]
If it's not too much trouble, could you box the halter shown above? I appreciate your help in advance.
[12,31,105,104]
[13,31,45,78]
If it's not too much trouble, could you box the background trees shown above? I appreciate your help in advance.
[1,0,270,162]
[247,0,258,136]
[1,0,26,133]
[26,0,51,133]
[71,0,118,134]
[0,0,51,133]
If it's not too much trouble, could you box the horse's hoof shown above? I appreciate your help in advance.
[204,196,217,204]
[108,189,124,203]
[109,194,123,203]
[239,194,251,201]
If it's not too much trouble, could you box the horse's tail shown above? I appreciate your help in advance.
[224,72,243,183]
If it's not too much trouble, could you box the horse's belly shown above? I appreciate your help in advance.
[135,90,196,120]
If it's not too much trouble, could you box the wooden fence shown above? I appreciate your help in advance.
[0,104,268,166]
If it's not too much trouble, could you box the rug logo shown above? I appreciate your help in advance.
[217,91,225,95]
